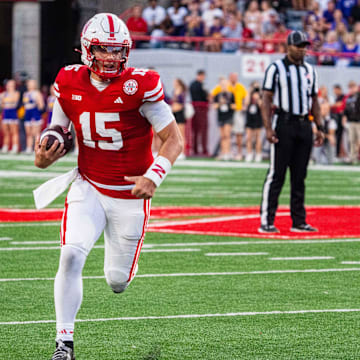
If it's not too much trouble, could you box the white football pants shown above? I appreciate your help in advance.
[55,176,150,341]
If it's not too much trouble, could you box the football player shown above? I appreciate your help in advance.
[34,13,183,360]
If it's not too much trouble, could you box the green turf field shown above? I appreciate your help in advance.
[0,154,360,359]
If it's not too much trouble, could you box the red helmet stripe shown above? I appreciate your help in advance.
[107,14,115,37]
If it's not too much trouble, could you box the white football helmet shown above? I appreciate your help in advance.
[80,13,132,79]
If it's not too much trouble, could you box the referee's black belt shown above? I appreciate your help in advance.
[275,110,309,121]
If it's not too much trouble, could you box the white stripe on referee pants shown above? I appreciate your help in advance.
[261,115,277,226]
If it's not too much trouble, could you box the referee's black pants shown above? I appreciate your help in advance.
[260,115,313,227]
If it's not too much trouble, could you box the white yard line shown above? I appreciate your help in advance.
[0,193,34,197]
[7,242,195,252]
[1,268,360,282]
[0,237,12,241]
[143,239,360,247]
[0,154,77,162]
[4,238,360,248]
[0,170,66,178]
[139,249,200,253]
[0,222,60,227]
[205,252,268,256]
[149,214,261,228]
[269,256,335,261]
[341,261,360,264]
[1,155,360,171]
[10,241,59,245]
[166,177,220,183]
[1,308,360,325]
[0,246,199,253]
[149,212,289,229]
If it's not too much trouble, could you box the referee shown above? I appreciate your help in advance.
[259,31,324,233]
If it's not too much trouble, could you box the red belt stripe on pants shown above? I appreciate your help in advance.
[128,199,150,282]
[60,196,69,246]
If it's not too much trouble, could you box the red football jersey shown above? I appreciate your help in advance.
[54,65,165,199]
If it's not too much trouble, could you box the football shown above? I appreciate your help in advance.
[39,125,74,154]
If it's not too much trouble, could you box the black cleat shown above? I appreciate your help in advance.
[258,224,280,233]
[51,340,75,360]
[290,224,318,232]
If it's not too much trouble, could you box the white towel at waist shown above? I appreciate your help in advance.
[33,167,79,209]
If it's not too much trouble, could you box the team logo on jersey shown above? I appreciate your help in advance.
[123,79,138,95]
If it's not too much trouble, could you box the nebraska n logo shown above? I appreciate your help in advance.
[152,164,166,179]
[114,96,123,104]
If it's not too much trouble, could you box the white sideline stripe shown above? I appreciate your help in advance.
[205,252,268,256]
[2,153,360,171]
[269,256,335,261]
[1,268,360,282]
[0,222,60,227]
[11,241,59,245]
[10,241,199,248]
[1,308,360,325]
[143,239,360,248]
[140,249,200,253]
[3,238,360,251]
[0,237,12,241]
[341,261,360,264]
[149,214,259,228]
[0,170,68,178]
[0,246,63,251]
[0,246,199,253]
[149,213,289,228]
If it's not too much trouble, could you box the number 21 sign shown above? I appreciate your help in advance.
[242,55,270,79]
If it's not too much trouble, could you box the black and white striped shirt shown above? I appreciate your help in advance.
[262,56,318,116]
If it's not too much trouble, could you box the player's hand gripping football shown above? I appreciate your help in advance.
[124,176,156,199]
[34,136,66,169]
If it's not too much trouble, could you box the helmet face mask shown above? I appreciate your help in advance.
[90,44,129,78]
[80,13,132,79]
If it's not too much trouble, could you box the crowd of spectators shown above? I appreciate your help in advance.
[124,0,360,64]
[166,70,360,164]
[1,71,360,165]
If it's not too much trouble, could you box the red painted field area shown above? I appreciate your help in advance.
[0,206,359,239]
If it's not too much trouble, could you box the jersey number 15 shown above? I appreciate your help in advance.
[79,112,123,150]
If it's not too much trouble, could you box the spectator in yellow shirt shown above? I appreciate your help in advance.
[211,72,247,160]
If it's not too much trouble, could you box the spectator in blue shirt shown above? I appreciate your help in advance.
[221,13,242,53]
[331,9,349,30]
[323,0,336,25]
[336,0,357,19]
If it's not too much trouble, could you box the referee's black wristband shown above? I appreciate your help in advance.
[317,125,325,132]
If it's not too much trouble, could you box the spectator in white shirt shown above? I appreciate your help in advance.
[167,0,188,35]
[142,0,167,33]
[202,0,224,29]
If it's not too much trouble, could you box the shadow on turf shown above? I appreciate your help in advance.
[140,344,161,360]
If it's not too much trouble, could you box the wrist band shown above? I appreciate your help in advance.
[143,156,172,187]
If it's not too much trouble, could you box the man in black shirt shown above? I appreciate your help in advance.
[342,81,360,164]
[189,70,209,155]
[331,84,346,159]
[259,31,324,233]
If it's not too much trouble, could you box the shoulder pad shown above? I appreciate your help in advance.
[54,65,87,99]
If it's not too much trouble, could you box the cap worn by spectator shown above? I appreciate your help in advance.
[287,31,311,46]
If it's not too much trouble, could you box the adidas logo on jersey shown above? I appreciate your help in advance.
[114,96,123,104]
